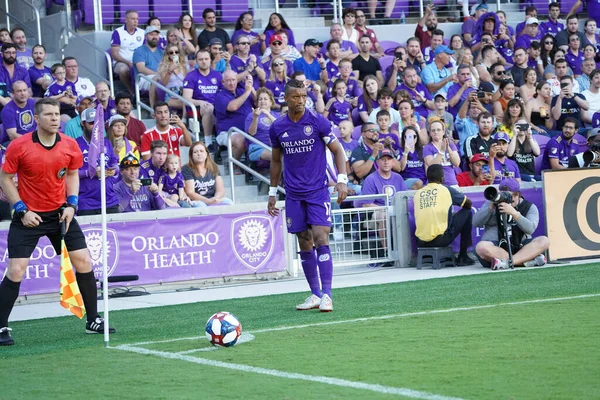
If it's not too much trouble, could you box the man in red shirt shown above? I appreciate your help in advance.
[0,98,115,346]
[457,153,491,187]
[354,10,385,58]
[415,4,438,51]
[141,101,193,160]
[115,92,146,147]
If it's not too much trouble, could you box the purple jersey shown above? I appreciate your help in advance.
[325,60,340,79]
[357,96,378,115]
[398,149,426,182]
[229,55,264,89]
[245,111,279,146]
[325,78,361,102]
[446,83,475,117]
[496,39,513,60]
[326,98,351,126]
[462,18,477,39]
[114,180,166,212]
[97,98,117,122]
[585,0,600,24]
[262,57,294,78]
[269,109,337,198]
[16,48,33,69]
[182,69,222,103]
[321,40,358,56]
[159,171,185,195]
[339,138,359,159]
[355,171,406,207]
[215,86,253,134]
[44,80,77,98]
[0,98,36,143]
[514,33,542,50]
[265,78,287,106]
[28,65,52,98]
[540,20,564,37]
[0,64,31,90]
[397,83,432,117]
[76,136,120,211]
[565,50,585,76]
[379,132,402,153]
[542,135,581,170]
[423,142,459,186]
[140,159,165,184]
[491,157,521,183]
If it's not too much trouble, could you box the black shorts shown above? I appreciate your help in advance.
[7,209,87,259]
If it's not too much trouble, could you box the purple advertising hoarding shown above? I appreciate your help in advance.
[406,187,546,255]
[0,211,286,296]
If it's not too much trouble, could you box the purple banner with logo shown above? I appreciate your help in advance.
[0,211,286,296]
[406,187,546,255]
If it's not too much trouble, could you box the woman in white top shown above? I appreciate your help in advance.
[157,43,188,115]
[341,8,359,45]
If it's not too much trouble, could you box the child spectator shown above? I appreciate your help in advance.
[158,154,190,208]
[44,63,77,122]
[376,110,401,153]
[324,79,352,128]
[427,93,454,139]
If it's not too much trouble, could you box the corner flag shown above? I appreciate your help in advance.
[59,238,86,319]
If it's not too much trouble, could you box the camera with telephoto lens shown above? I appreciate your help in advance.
[484,186,513,204]
[583,143,600,165]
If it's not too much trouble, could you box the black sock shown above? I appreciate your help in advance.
[76,271,98,322]
[0,277,21,327]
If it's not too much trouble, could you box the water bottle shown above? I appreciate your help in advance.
[400,11,406,24]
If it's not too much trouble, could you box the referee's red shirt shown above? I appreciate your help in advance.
[2,132,83,212]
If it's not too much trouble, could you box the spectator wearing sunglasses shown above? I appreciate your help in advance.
[261,35,295,78]
[114,153,166,212]
[230,35,266,90]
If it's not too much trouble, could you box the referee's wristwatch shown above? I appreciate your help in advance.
[16,208,29,219]
[66,203,78,213]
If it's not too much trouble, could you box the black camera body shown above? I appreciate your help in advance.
[484,186,512,204]
[583,143,600,165]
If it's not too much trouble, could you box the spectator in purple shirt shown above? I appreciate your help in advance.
[93,81,117,122]
[540,3,564,37]
[488,131,521,183]
[462,3,489,46]
[398,125,426,189]
[515,18,543,50]
[396,65,433,117]
[215,70,255,168]
[182,49,222,151]
[114,153,166,212]
[9,28,32,69]
[565,33,586,76]
[263,13,296,52]
[265,56,290,109]
[447,64,476,116]
[245,88,279,162]
[140,140,168,184]
[322,24,358,60]
[28,45,52,99]
[229,35,266,90]
[75,107,120,215]
[515,6,538,37]
[0,80,36,145]
[541,117,581,170]
[44,63,77,121]
[0,43,31,92]
[231,12,265,59]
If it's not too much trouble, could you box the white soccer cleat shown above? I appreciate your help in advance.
[296,294,321,310]
[319,294,333,312]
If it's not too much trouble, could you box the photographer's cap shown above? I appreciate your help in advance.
[80,107,96,123]
[493,131,510,142]
[120,152,140,169]
[499,178,520,192]
[587,128,600,140]
[470,153,488,163]
[377,148,396,160]
[479,81,495,94]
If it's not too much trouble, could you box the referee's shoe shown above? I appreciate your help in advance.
[0,327,14,346]
[86,316,116,334]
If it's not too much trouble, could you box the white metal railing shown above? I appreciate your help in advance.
[59,28,114,96]
[2,0,42,45]
[135,75,201,142]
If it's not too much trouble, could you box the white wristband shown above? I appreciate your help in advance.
[337,174,349,185]
[268,187,278,197]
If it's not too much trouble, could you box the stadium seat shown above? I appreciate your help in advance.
[117,0,150,24]
[190,0,217,24]
[219,0,249,23]
[378,55,395,73]
[351,107,362,127]
[379,40,401,56]
[152,0,183,24]
[81,0,116,25]
[351,125,362,140]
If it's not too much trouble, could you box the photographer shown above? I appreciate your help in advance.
[474,178,549,270]
[568,128,600,168]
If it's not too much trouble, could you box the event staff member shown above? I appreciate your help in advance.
[474,178,549,270]
[414,164,475,266]
[0,98,115,346]
[140,102,192,160]
[268,79,348,312]
[76,107,120,215]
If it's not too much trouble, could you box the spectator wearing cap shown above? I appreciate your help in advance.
[506,118,541,181]
[64,96,94,139]
[197,8,233,53]
[457,153,490,187]
[427,93,454,138]
[488,131,521,184]
[568,128,600,168]
[474,177,549,270]
[551,75,589,131]
[182,49,222,150]
[140,140,167,184]
[261,34,295,78]
[0,43,32,94]
[132,26,164,106]
[464,111,495,162]
[415,4,438,51]
[556,15,589,52]
[230,35,266,90]
[208,38,230,73]
[462,3,489,46]
[108,114,139,162]
[0,81,36,146]
[514,5,538,37]
[470,13,503,53]
[111,10,145,93]
[76,107,120,216]
[354,10,385,58]
[397,65,434,118]
[415,164,475,266]
[261,31,301,65]
[477,81,495,113]
[322,23,358,60]
[293,39,326,82]
[540,3,564,37]
[423,119,460,187]
[446,64,476,117]
[514,18,543,50]
[114,153,166,212]
[541,117,582,170]
[421,45,457,97]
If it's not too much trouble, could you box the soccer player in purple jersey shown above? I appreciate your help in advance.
[268,79,348,312]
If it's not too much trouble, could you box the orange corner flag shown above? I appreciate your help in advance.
[59,239,86,319]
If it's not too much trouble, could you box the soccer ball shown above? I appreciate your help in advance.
[205,312,242,347]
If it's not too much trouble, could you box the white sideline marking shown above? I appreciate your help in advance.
[112,293,600,399]
[176,333,256,354]
[126,293,600,346]
[114,343,464,400]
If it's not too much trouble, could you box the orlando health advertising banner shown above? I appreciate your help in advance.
[0,211,286,295]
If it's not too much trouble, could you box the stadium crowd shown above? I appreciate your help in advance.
[1,4,600,225]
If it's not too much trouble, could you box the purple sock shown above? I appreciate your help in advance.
[316,245,333,297]
[299,250,321,297]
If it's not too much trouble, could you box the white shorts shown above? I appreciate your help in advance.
[216,130,241,147]
[137,74,156,91]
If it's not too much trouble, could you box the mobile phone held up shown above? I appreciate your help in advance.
[140,178,153,186]
[560,82,569,89]
[477,91,486,99]
[482,165,490,174]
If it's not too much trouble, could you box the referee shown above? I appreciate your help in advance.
[0,98,115,346]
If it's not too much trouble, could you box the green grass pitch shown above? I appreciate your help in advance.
[2,264,599,399]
